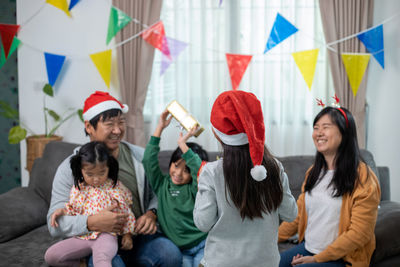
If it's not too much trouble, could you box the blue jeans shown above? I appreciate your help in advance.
[181,239,206,267]
[279,242,346,267]
[88,233,182,267]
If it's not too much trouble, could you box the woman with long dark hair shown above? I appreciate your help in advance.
[278,106,381,267]
[194,90,297,267]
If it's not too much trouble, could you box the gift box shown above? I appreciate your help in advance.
[166,100,204,137]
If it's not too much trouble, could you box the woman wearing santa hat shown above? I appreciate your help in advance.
[193,90,298,267]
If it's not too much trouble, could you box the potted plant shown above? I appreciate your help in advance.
[0,83,83,172]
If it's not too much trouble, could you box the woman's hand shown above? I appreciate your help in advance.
[153,110,173,137]
[50,208,67,227]
[121,233,133,250]
[291,254,316,265]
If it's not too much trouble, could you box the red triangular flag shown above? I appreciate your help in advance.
[141,21,171,58]
[226,53,252,90]
[0,24,20,59]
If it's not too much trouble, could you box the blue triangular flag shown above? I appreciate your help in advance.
[160,37,188,75]
[44,52,66,86]
[69,0,80,10]
[357,24,384,69]
[264,13,298,53]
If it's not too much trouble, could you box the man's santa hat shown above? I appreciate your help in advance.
[83,91,129,121]
[211,90,267,181]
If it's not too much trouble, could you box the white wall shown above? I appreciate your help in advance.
[17,0,121,186]
[367,0,400,201]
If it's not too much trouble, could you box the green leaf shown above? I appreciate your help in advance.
[43,83,54,97]
[0,100,18,119]
[47,109,61,121]
[8,125,27,144]
[78,109,84,122]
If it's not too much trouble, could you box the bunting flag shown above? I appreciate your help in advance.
[90,49,112,88]
[106,6,132,45]
[341,53,371,96]
[0,24,20,59]
[226,53,252,90]
[68,0,80,10]
[46,0,71,17]
[160,37,188,75]
[44,52,66,86]
[264,13,298,53]
[141,21,171,58]
[292,49,319,90]
[357,25,384,69]
[0,37,21,69]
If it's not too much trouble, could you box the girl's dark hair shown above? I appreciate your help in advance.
[305,106,365,197]
[222,143,283,220]
[168,142,209,172]
[70,141,119,190]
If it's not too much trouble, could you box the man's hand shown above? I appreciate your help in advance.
[121,233,133,250]
[50,208,66,228]
[291,254,316,265]
[134,210,157,235]
[87,202,128,233]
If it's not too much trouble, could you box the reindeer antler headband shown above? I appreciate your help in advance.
[316,94,349,128]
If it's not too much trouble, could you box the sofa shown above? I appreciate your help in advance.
[0,141,399,266]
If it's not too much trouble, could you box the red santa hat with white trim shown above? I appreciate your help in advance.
[211,90,267,181]
[83,91,129,121]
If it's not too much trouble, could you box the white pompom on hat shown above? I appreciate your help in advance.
[211,90,267,181]
[83,91,129,121]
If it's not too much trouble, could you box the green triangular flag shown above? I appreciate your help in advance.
[0,37,21,69]
[106,6,132,45]
[8,37,21,57]
[0,45,5,69]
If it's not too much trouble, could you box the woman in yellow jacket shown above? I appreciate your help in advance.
[278,106,381,267]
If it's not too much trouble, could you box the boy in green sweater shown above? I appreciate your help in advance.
[142,110,208,267]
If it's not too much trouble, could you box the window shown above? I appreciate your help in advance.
[144,0,333,156]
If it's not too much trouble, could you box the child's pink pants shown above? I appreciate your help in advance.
[45,232,118,267]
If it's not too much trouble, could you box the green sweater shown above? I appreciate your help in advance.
[142,136,207,249]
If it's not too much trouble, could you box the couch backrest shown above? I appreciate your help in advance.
[29,141,80,205]
[158,148,385,201]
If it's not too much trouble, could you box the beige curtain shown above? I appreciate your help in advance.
[319,0,374,148]
[114,0,163,147]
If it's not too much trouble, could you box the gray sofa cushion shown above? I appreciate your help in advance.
[29,141,79,205]
[0,225,62,267]
[371,201,400,263]
[0,187,48,242]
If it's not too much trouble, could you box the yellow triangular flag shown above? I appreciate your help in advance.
[90,50,112,88]
[46,0,71,17]
[292,49,319,90]
[341,53,371,96]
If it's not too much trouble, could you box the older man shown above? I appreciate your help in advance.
[47,91,182,266]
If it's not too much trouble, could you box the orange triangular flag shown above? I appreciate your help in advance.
[226,53,252,90]
[0,24,20,59]
[90,50,112,88]
[141,21,171,58]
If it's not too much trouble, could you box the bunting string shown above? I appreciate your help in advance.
[2,0,399,92]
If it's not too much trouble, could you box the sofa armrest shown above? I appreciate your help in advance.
[377,166,390,201]
[371,201,400,264]
[0,187,48,243]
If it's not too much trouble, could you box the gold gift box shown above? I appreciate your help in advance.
[166,100,204,137]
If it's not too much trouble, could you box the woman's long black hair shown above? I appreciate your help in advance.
[305,106,365,197]
[70,141,119,190]
[222,143,283,220]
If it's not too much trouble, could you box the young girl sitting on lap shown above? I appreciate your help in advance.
[45,141,136,267]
